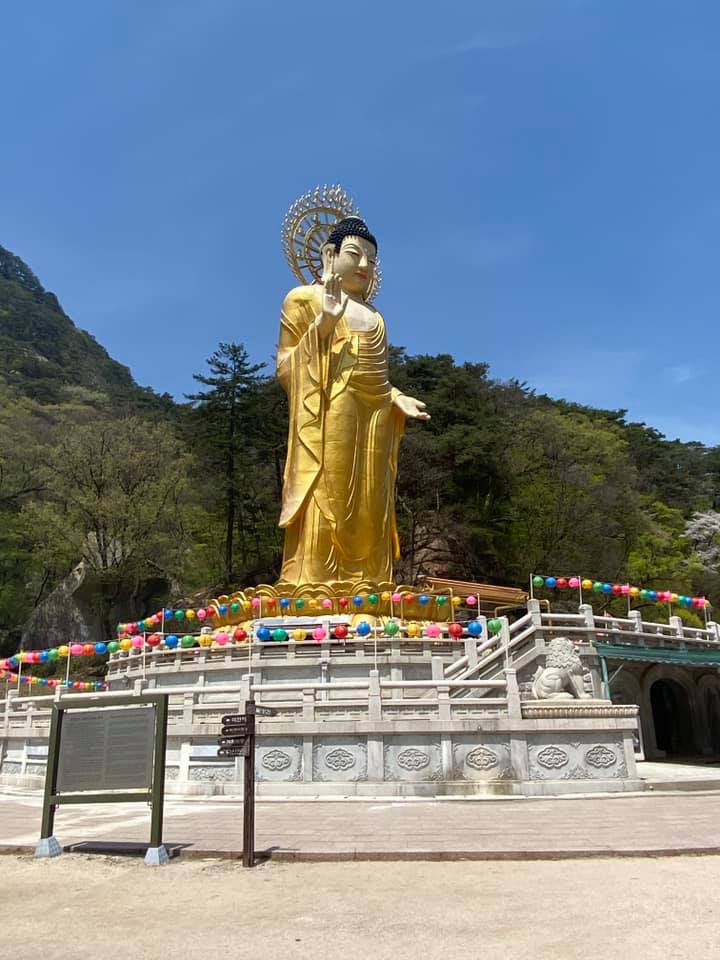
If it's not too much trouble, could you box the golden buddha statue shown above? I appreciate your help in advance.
[277,188,429,588]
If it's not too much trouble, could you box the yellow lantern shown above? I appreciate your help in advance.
[292,629,306,641]
[629,586,640,597]
[451,596,461,607]
[198,633,213,647]
[581,579,593,590]
[671,593,678,603]
[58,645,69,657]
[120,638,132,651]
[381,591,391,601]
[186,609,196,621]
[406,622,421,638]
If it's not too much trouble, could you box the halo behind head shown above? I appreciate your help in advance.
[281,185,382,300]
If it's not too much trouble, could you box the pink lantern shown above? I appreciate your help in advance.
[312,627,326,642]
[391,592,402,603]
[197,608,207,620]
[215,632,229,645]
[131,636,144,648]
[251,597,261,609]
[70,643,83,656]
[568,577,580,589]
[620,584,630,595]
[425,623,441,638]
[466,595,477,606]
[127,623,137,635]
[321,598,333,609]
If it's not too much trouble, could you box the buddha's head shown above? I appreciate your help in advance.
[321,217,377,299]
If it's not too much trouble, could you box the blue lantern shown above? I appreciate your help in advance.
[419,594,429,605]
[280,597,291,609]
[467,620,483,637]
[544,577,557,588]
[352,595,363,607]
[257,626,271,641]
[94,642,107,655]
[165,634,179,649]
[356,621,372,637]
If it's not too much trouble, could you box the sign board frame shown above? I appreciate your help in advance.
[37,694,169,865]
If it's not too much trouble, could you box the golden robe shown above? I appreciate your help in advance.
[277,285,405,585]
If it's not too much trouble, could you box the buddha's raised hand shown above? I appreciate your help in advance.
[317,273,348,339]
[393,394,431,421]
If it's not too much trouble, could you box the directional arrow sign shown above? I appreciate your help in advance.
[222,714,248,726]
[221,725,249,737]
[217,745,248,758]
[218,735,247,747]
[248,704,278,717]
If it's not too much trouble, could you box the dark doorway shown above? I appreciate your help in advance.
[651,679,695,755]
[704,687,720,754]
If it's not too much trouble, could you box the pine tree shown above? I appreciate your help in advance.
[187,343,267,585]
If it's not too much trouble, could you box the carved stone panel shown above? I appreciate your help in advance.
[452,737,513,781]
[383,737,442,781]
[313,738,368,782]
[255,738,303,782]
[528,735,627,781]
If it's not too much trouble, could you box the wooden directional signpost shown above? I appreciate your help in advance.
[218,700,276,867]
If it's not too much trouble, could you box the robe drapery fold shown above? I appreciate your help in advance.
[277,285,405,585]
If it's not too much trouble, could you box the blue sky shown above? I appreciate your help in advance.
[2,1,718,443]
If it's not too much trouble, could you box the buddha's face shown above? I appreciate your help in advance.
[322,235,377,298]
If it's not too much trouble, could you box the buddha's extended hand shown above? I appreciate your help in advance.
[393,394,431,421]
[316,273,348,340]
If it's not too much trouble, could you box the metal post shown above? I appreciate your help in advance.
[243,703,256,868]
[36,705,63,857]
[149,697,168,848]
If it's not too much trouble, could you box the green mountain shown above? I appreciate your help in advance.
[0,243,168,410]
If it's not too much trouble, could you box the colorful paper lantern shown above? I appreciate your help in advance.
[425,623,441,638]
[322,598,333,609]
[312,627,326,641]
[292,629,306,641]
[406,622,421,638]
[214,632,229,646]
[448,622,463,638]
[233,628,248,643]
[488,619,502,635]
[532,576,544,588]
[272,628,288,643]
[384,621,399,636]
[256,626,271,641]
[164,635,179,649]
[467,620,483,637]
[333,624,349,640]
[356,621,372,637]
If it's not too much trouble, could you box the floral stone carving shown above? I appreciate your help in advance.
[261,749,292,772]
[324,748,356,771]
[536,746,570,769]
[396,748,431,771]
[584,745,617,768]
[465,746,499,770]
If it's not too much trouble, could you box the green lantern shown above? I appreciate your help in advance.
[272,628,288,642]
[488,618,502,635]
[532,576,544,588]
[436,595,447,606]
[368,593,378,605]
[295,598,305,610]
[384,620,400,636]
[181,634,195,648]
[107,641,120,653]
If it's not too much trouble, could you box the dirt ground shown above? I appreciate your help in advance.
[2,854,718,960]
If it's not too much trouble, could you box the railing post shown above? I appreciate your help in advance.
[437,685,451,721]
[669,615,686,648]
[505,668,522,719]
[463,636,478,670]
[708,621,720,644]
[499,617,511,666]
[431,656,444,680]
[368,670,382,721]
[302,688,315,721]
[628,610,643,633]
[578,603,596,642]
[527,598,545,653]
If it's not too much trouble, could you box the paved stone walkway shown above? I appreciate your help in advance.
[3,788,720,858]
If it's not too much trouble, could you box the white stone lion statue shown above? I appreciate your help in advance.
[531,637,591,700]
